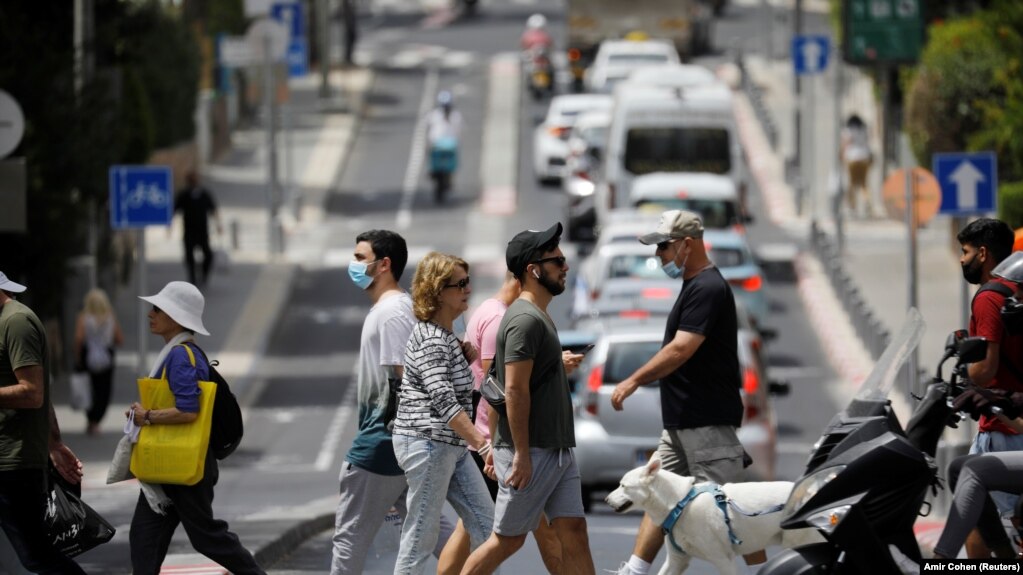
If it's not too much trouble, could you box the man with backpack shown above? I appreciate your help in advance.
[956,218,1023,558]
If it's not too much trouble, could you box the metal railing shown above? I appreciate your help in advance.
[736,53,779,149]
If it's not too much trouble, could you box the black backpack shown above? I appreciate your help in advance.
[191,345,244,460]
[974,281,1023,385]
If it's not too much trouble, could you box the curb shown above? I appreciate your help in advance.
[254,513,336,568]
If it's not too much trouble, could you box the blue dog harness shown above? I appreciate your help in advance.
[660,483,785,554]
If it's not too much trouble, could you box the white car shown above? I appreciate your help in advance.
[584,39,681,94]
[533,94,613,184]
[628,172,750,231]
[625,63,719,90]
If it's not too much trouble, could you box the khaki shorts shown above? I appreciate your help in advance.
[656,425,746,484]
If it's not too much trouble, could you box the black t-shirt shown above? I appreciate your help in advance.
[174,187,217,240]
[661,266,743,429]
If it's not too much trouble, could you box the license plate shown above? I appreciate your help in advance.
[636,449,656,466]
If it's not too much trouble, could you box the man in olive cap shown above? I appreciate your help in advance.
[610,211,757,575]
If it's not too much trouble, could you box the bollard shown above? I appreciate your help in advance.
[230,219,240,251]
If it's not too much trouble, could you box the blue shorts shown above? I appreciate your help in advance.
[492,447,585,536]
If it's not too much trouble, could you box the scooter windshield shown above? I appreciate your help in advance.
[853,308,925,402]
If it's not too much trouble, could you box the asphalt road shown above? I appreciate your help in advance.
[266,1,843,574]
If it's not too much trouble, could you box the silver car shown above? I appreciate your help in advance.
[571,308,784,511]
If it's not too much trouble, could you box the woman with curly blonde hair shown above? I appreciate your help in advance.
[392,252,494,575]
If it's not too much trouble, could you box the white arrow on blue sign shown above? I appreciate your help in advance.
[109,165,173,229]
[933,152,998,215]
[793,35,830,76]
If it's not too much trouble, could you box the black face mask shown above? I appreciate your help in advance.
[962,254,984,285]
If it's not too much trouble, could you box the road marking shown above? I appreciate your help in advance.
[315,383,357,471]
[480,53,520,215]
[397,67,439,229]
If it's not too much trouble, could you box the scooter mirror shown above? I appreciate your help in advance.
[944,329,968,354]
[956,336,988,365]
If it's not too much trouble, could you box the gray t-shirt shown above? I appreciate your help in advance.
[345,292,415,475]
[493,299,575,449]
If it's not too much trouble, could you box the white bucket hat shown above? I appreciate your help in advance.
[139,281,210,336]
[0,271,26,293]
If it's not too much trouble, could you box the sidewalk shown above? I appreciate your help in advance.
[54,66,373,572]
[738,54,976,557]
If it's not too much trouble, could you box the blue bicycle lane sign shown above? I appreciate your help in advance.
[109,165,173,229]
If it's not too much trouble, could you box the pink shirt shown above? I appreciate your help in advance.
[464,298,509,445]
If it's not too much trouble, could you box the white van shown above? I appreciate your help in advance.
[597,83,745,229]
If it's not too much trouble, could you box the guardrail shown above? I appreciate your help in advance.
[736,53,778,149]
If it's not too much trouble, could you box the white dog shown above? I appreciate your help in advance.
[605,457,822,575]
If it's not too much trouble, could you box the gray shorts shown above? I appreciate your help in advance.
[657,425,745,484]
[492,447,585,536]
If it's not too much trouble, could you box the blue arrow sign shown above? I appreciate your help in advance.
[793,35,830,76]
[933,152,998,215]
[271,1,304,40]
[109,165,173,229]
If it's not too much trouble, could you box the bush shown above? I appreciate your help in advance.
[1000,181,1023,230]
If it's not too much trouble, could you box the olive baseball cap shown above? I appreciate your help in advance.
[638,210,705,245]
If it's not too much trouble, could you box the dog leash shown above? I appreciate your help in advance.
[660,483,784,554]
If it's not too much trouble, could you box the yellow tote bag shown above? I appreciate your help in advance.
[130,344,217,486]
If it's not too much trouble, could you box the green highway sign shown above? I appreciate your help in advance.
[843,0,923,64]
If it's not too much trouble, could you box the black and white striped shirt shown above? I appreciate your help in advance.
[393,321,474,446]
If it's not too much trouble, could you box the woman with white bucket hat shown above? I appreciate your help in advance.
[126,281,264,574]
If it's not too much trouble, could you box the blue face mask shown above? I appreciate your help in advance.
[661,243,689,279]
[348,260,379,290]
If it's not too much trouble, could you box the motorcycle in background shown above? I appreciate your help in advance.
[429,135,458,204]
[526,45,554,100]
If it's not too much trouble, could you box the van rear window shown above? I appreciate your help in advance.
[634,199,739,228]
[624,128,731,174]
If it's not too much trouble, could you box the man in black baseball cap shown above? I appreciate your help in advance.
[464,222,596,575]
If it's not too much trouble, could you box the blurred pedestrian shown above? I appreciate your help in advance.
[461,223,595,575]
[331,230,454,575]
[610,210,756,575]
[73,288,124,436]
[128,281,264,574]
[437,272,566,575]
[391,252,494,574]
[0,271,86,574]
[174,171,223,287]
[840,114,873,217]
[956,218,1023,558]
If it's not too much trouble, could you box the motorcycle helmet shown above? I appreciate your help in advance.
[436,90,453,107]
[993,250,1023,284]
[527,13,547,30]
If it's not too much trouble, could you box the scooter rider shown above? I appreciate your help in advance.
[427,91,462,146]
[520,13,552,52]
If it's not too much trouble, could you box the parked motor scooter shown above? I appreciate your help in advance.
[758,310,988,574]
[526,46,554,100]
[429,136,458,204]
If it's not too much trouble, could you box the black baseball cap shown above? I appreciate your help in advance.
[506,222,563,277]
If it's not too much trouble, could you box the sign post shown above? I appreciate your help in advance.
[793,35,830,220]
[109,165,173,374]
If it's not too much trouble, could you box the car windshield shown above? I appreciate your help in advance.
[624,127,731,175]
[635,198,739,228]
[855,308,925,402]
[608,54,671,65]
[604,340,663,384]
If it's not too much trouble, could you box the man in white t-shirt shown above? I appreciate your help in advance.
[331,230,452,574]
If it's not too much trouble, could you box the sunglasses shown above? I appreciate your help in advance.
[532,256,567,267]
[656,240,678,252]
[443,276,472,291]
[151,305,162,314]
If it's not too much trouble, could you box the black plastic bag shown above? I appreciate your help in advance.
[45,470,116,558]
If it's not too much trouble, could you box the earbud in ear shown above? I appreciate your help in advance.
[532,269,540,280]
